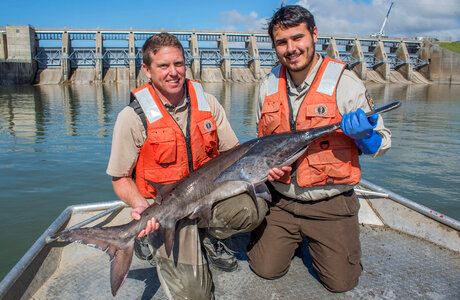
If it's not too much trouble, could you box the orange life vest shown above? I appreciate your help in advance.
[258,57,361,187]
[132,80,219,198]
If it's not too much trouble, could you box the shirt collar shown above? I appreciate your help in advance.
[285,53,323,95]
[155,84,188,111]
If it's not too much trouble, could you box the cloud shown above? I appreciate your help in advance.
[294,0,460,41]
[219,0,459,40]
[220,10,267,32]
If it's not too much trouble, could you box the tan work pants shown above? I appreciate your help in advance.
[247,189,362,293]
[153,193,268,300]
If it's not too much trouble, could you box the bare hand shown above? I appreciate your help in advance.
[268,166,292,181]
[131,205,160,238]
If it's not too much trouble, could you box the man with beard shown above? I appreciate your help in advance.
[247,5,392,292]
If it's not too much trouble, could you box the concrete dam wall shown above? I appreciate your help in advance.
[35,67,272,86]
[1,25,459,85]
[417,41,460,84]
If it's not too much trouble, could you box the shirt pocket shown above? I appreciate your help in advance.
[148,127,177,165]
[306,147,352,184]
[260,101,281,135]
[197,118,218,156]
[304,103,336,128]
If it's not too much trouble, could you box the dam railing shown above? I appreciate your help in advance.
[32,29,425,69]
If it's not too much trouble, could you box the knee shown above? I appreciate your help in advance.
[227,195,268,232]
[248,254,288,280]
[319,263,362,293]
[241,196,268,229]
[156,258,213,300]
[163,273,213,300]
[322,278,359,293]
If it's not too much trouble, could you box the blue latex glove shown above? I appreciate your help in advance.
[341,108,382,154]
[354,130,382,154]
[341,108,378,139]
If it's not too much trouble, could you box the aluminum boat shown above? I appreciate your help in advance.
[0,179,459,299]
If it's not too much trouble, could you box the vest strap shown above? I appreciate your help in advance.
[190,81,210,112]
[316,60,345,96]
[267,64,282,96]
[129,95,148,132]
[134,87,163,124]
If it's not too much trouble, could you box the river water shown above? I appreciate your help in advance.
[0,82,459,280]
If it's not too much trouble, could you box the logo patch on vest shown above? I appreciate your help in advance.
[315,104,328,117]
[204,120,214,132]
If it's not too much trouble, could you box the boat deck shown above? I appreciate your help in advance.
[33,225,460,300]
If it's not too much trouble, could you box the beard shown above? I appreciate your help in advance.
[281,49,316,73]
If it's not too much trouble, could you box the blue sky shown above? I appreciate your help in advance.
[1,0,459,41]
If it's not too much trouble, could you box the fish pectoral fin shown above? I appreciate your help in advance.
[189,204,212,227]
[209,180,265,222]
[254,183,272,202]
[109,240,135,296]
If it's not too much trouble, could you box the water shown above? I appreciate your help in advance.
[0,82,459,281]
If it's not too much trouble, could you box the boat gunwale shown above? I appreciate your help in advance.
[359,178,460,231]
[0,201,127,298]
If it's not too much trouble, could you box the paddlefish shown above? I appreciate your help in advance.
[51,101,401,296]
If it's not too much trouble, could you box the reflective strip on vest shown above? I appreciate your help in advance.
[316,61,344,96]
[267,64,282,96]
[190,81,211,112]
[134,88,162,123]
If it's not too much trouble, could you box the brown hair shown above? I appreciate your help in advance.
[142,33,185,66]
[268,5,316,42]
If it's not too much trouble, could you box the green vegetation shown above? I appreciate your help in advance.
[439,42,460,53]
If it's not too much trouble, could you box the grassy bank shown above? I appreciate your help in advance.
[439,42,460,53]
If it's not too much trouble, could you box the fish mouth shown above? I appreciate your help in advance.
[283,145,309,167]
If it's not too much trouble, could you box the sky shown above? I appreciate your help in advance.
[1,0,459,41]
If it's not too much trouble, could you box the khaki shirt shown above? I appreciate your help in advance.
[256,54,392,201]
[107,87,239,177]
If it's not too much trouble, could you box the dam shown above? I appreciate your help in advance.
[1,25,459,85]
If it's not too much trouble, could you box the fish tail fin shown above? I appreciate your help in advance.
[108,240,134,296]
[52,226,136,296]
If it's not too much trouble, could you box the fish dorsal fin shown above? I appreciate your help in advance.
[144,178,179,204]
